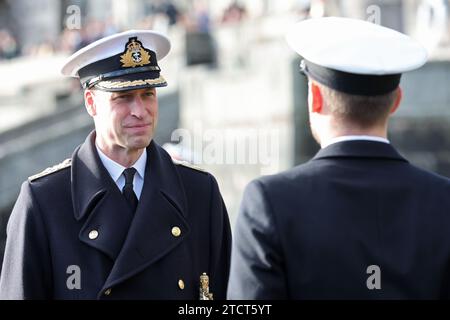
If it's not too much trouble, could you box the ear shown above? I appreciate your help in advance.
[84,90,97,117]
[390,87,402,114]
[310,82,323,114]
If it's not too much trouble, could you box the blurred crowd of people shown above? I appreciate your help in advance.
[0,1,250,62]
[0,29,20,60]
[221,2,247,24]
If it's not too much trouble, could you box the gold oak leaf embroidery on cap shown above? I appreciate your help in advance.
[120,37,151,68]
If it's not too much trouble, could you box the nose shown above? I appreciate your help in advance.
[130,95,146,119]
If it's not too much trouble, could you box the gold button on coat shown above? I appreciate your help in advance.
[171,226,181,237]
[178,279,185,290]
[88,230,99,240]
[104,288,112,296]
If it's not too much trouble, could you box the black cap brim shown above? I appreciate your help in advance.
[301,59,401,96]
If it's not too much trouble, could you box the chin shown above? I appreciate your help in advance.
[128,136,152,150]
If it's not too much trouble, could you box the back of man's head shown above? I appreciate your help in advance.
[318,82,398,128]
[286,17,427,135]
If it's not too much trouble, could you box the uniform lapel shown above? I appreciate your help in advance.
[100,141,189,293]
[71,131,135,261]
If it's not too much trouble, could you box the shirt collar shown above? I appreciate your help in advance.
[322,135,390,149]
[95,144,147,182]
[133,148,147,179]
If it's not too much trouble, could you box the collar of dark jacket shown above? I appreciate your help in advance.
[312,140,408,162]
[70,131,187,221]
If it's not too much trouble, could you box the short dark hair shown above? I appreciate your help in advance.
[317,82,398,128]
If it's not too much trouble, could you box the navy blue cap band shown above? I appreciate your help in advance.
[301,59,401,96]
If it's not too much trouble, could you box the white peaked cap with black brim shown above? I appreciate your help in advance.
[286,17,428,96]
[61,30,171,92]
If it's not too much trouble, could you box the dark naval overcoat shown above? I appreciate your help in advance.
[228,141,450,299]
[0,132,231,299]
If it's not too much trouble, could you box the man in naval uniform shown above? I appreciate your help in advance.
[0,30,231,299]
[227,17,450,299]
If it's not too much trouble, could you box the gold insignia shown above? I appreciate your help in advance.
[120,37,151,68]
[171,158,206,173]
[97,76,166,90]
[28,158,71,182]
[199,273,213,300]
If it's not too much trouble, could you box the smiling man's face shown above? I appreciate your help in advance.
[86,87,159,157]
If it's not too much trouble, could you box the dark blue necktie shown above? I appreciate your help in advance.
[122,168,138,213]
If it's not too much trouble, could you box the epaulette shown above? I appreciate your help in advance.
[28,158,72,182]
[172,158,207,173]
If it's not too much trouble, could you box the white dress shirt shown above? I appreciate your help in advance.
[322,135,390,149]
[95,145,146,200]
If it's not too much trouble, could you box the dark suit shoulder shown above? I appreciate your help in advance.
[256,162,318,188]
[170,158,221,200]
[171,158,208,175]
[257,158,450,196]
[405,162,450,188]
[28,158,72,183]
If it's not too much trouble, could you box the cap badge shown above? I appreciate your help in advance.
[120,37,151,68]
